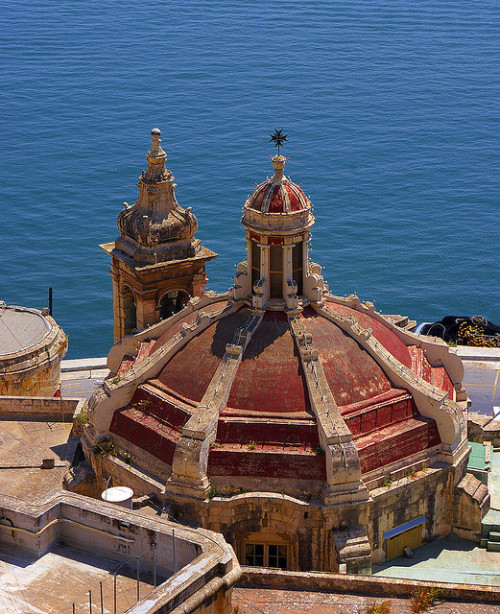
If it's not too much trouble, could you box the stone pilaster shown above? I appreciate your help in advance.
[288,315,367,504]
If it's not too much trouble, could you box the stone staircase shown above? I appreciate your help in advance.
[480,521,500,551]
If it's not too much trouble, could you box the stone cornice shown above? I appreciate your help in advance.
[242,207,314,235]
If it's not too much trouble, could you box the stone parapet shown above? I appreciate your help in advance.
[238,567,500,603]
[0,490,240,614]
[0,395,85,422]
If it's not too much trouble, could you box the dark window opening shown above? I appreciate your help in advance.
[160,290,189,320]
[123,287,137,334]
[245,543,265,567]
[269,245,283,299]
[251,241,261,288]
[268,545,287,570]
[245,543,288,569]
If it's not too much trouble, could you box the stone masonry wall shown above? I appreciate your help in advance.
[0,396,85,422]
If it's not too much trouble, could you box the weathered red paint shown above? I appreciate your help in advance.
[158,308,254,402]
[109,291,450,483]
[357,418,441,473]
[110,406,179,466]
[226,311,312,415]
[248,181,308,214]
[324,301,412,368]
[208,447,326,480]
[216,417,320,447]
[300,309,394,406]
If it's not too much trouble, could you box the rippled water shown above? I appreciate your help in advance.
[1,1,499,358]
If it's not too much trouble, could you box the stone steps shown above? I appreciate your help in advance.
[356,417,440,474]
[207,444,326,481]
[479,520,500,550]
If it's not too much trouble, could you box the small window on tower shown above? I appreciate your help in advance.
[160,290,189,320]
[123,286,137,335]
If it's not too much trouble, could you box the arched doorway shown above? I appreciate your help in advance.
[159,290,189,320]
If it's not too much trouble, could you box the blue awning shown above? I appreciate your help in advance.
[383,516,426,540]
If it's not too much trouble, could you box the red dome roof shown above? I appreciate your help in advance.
[107,298,449,492]
[248,179,309,214]
[157,307,398,416]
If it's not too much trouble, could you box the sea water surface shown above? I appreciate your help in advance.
[1,1,499,358]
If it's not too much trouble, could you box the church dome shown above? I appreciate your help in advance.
[247,155,310,214]
[92,290,464,501]
[87,137,471,576]
[90,147,466,504]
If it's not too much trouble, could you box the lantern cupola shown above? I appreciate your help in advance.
[234,154,325,311]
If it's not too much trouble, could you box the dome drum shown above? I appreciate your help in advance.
[242,207,314,235]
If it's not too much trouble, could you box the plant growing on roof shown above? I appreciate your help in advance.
[410,587,442,613]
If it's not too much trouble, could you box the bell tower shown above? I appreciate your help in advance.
[101,129,217,341]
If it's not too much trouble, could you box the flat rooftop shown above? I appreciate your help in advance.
[373,449,500,587]
[0,418,75,499]
[0,543,164,614]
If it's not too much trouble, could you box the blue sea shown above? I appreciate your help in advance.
[1,1,499,359]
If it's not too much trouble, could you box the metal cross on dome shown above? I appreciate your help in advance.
[269,129,288,155]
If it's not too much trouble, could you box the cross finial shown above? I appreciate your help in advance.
[269,129,288,156]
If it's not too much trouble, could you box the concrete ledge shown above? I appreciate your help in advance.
[455,347,500,362]
[61,357,108,372]
[239,567,500,604]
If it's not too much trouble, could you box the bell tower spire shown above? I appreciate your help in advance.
[101,129,217,341]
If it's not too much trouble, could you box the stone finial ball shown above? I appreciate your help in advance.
[151,128,161,137]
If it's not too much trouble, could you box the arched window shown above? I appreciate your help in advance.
[123,286,137,334]
[160,290,189,320]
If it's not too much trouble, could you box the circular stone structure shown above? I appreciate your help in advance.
[0,303,67,396]
[87,150,486,574]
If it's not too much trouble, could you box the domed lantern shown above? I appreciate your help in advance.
[234,133,324,311]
